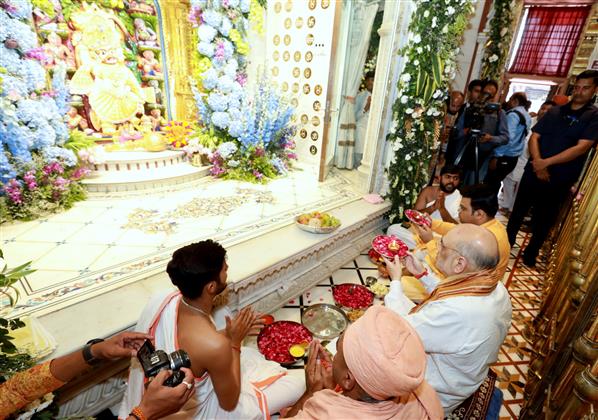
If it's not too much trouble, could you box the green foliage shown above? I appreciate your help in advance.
[195,128,224,149]
[32,0,56,18]
[130,13,158,32]
[118,10,136,35]
[386,0,475,223]
[0,352,35,383]
[63,130,96,154]
[59,0,78,21]
[480,0,516,81]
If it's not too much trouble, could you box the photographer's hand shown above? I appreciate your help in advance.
[480,133,493,143]
[136,368,195,420]
[92,332,153,360]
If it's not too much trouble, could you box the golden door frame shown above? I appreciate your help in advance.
[158,0,196,121]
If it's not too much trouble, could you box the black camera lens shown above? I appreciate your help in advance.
[169,349,191,371]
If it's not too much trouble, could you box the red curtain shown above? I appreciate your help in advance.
[510,6,591,77]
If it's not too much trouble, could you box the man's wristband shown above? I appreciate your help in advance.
[130,406,147,420]
[414,269,428,280]
[82,338,104,365]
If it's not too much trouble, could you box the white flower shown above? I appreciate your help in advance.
[414,59,420,66]
[405,154,412,161]
[423,10,430,18]
[417,47,423,54]
[442,25,449,34]
[444,65,452,74]
[432,90,442,99]
[389,120,398,134]
[431,17,437,28]
[408,166,413,171]
[401,95,408,104]
[401,73,411,82]
[489,54,499,63]
[433,110,441,116]
[406,107,414,115]
[447,6,455,15]
[413,34,421,44]
[500,28,508,37]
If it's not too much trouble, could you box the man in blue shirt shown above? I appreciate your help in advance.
[485,92,532,193]
[506,70,598,267]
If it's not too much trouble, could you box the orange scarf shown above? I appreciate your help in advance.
[409,269,501,314]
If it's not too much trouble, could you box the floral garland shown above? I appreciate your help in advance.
[0,0,87,221]
[480,0,515,81]
[189,0,296,183]
[386,0,474,223]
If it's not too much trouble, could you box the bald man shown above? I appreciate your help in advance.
[384,224,512,416]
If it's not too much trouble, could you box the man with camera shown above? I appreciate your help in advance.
[0,331,195,420]
[120,240,305,419]
[485,92,532,194]
[452,80,509,185]
[506,70,598,267]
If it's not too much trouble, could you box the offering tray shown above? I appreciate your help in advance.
[301,304,349,340]
[405,209,432,228]
[257,321,312,365]
[332,283,374,310]
[372,235,409,259]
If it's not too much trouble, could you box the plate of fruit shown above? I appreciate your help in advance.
[257,321,313,365]
[372,235,409,259]
[404,209,432,228]
[296,211,341,234]
[332,283,374,310]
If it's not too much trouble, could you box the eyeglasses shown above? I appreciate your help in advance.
[437,237,462,256]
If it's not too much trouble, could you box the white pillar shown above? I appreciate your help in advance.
[356,0,415,193]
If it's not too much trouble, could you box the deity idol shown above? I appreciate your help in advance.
[134,18,158,47]
[68,4,145,134]
[43,32,76,69]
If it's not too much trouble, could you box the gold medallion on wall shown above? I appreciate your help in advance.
[294,51,301,62]
[310,145,318,155]
[308,16,316,28]
[313,100,321,111]
[284,34,291,46]
[300,114,309,125]
[295,17,304,29]
[282,81,289,92]
[304,68,311,79]
[311,116,320,126]
[303,83,310,94]
[305,51,313,62]
[306,34,314,46]
[284,0,292,12]
[292,82,299,94]
[311,131,319,141]
[308,0,317,10]
[300,129,308,138]
[274,2,282,13]
[271,66,279,77]
[314,84,322,96]
[291,98,299,107]
[272,51,280,61]
[284,17,292,29]
[283,51,290,61]
[273,35,280,46]
[322,0,330,9]
[292,67,300,78]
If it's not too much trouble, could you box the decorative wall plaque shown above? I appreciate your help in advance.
[310,145,318,155]
[313,100,321,111]
[295,17,304,29]
[284,18,292,29]
[294,51,301,62]
[308,0,317,10]
[300,129,308,138]
[273,35,280,45]
[292,82,300,93]
[285,0,293,12]
[314,84,323,95]
[304,68,311,78]
[311,131,319,141]
[303,84,311,94]
[301,114,309,125]
[283,51,290,61]
[306,34,314,46]
[308,16,316,28]
[271,66,279,77]
[292,67,300,78]
[284,34,291,46]
[273,51,280,61]
[322,0,330,9]
[282,81,289,92]
[291,98,299,107]
[274,2,282,13]
[305,51,313,62]
[311,116,321,126]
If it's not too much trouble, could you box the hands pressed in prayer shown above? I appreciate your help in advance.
[400,252,426,278]
[92,331,153,360]
[413,223,434,243]
[225,307,263,346]
[137,368,195,420]
[304,340,335,394]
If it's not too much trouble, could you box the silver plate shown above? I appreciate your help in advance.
[301,304,349,340]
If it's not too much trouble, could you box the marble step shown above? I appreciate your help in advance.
[91,150,187,172]
[82,162,210,193]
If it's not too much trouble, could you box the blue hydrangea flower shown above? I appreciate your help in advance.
[223,59,238,78]
[211,111,230,129]
[217,141,237,159]
[220,16,232,37]
[198,25,218,43]
[221,39,234,60]
[207,92,229,112]
[240,0,251,13]
[4,0,33,19]
[227,0,240,7]
[198,42,215,58]
[217,75,234,93]
[42,146,77,167]
[0,147,16,184]
[228,120,243,138]
[190,0,208,7]
[202,10,222,28]
[201,68,218,90]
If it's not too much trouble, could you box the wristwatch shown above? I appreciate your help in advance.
[82,338,104,365]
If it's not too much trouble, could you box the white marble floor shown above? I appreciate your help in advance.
[1,167,361,318]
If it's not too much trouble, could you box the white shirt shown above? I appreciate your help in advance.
[426,189,462,221]
[384,275,512,415]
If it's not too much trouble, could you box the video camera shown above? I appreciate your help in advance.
[137,340,191,387]
[463,93,501,132]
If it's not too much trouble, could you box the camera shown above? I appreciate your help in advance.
[464,100,501,132]
[137,340,191,387]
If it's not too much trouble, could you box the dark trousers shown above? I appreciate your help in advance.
[506,169,570,262]
[485,156,519,194]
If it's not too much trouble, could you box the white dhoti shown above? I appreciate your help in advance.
[119,291,305,419]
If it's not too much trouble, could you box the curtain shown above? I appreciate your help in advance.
[334,1,378,169]
[510,6,591,77]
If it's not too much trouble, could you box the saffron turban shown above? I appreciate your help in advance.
[342,306,426,400]
[552,95,569,106]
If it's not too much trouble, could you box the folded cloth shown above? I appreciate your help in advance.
[363,194,384,204]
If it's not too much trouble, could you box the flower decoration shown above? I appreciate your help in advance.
[1,1,86,221]
[386,0,474,223]
[163,121,194,148]
[480,0,517,81]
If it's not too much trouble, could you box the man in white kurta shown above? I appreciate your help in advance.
[353,72,375,168]
[384,224,512,416]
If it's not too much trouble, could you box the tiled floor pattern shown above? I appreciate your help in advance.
[1,167,360,317]
[266,226,545,419]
